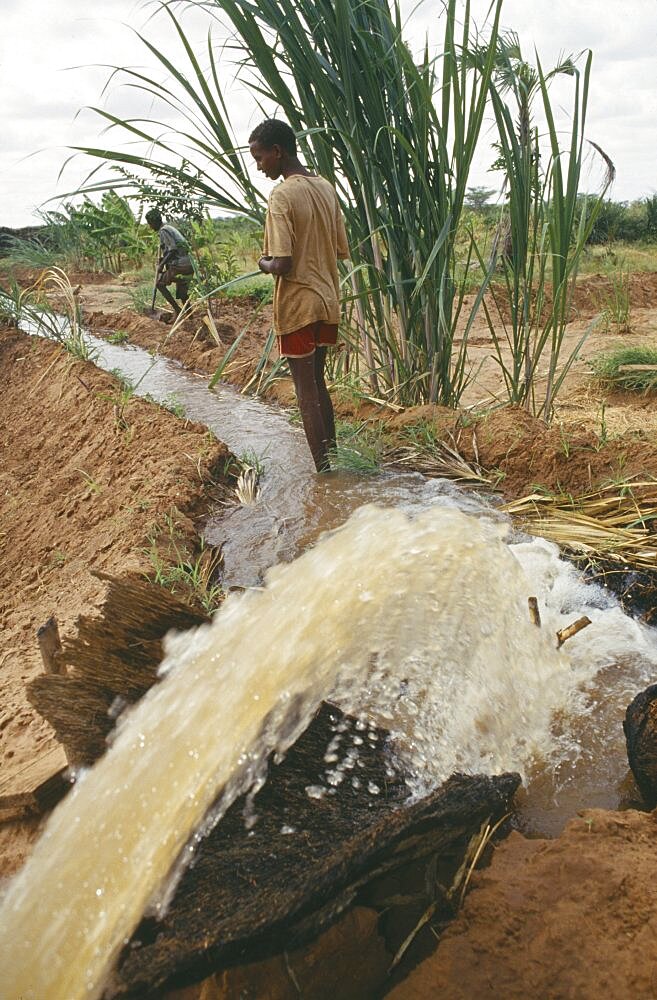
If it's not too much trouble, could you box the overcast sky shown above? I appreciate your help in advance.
[2,0,656,227]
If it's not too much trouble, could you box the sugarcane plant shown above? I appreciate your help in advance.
[70,0,503,406]
[474,34,614,417]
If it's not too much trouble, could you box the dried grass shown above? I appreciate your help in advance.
[503,479,657,569]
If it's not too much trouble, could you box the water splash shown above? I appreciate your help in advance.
[0,504,654,999]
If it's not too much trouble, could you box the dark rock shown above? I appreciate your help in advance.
[624,683,657,807]
[106,700,519,999]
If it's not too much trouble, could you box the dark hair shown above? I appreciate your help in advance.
[248,119,297,156]
[145,208,162,228]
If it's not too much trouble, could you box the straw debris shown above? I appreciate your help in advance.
[503,478,657,571]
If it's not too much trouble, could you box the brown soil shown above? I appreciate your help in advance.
[0,325,231,876]
[3,266,657,998]
[72,272,657,501]
[387,809,657,1000]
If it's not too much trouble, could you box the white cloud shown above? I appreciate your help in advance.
[1,0,656,226]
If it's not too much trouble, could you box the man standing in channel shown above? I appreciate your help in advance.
[249,119,350,472]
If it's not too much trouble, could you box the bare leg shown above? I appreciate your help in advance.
[155,279,181,316]
[314,346,336,454]
[287,353,331,472]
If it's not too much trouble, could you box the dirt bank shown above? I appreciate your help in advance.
[387,808,657,1000]
[0,326,231,876]
[74,277,657,501]
[3,270,657,998]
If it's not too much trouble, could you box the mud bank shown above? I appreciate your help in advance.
[387,808,657,1000]
[0,326,231,875]
[80,298,657,502]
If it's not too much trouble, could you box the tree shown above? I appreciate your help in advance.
[465,186,497,211]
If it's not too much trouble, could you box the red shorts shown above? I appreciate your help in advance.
[278,321,338,358]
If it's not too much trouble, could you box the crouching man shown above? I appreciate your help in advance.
[145,208,194,319]
[249,119,350,473]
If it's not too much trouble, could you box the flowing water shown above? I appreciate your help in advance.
[3,325,657,999]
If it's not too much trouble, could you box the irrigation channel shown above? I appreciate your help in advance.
[2,323,657,999]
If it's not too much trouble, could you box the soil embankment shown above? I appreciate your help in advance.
[0,326,231,875]
[3,267,657,997]
[387,809,657,999]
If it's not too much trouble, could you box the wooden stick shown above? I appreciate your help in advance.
[556,616,592,648]
[528,597,541,627]
[617,364,657,373]
[36,617,65,675]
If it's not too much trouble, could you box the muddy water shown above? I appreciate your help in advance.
[20,328,657,835]
[3,324,657,999]
[70,332,494,587]
[0,506,627,1000]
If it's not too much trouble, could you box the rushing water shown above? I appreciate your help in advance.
[0,504,633,1000]
[3,323,657,999]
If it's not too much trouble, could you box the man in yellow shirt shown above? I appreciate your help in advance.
[249,119,349,472]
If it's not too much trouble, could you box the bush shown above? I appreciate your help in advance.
[591,345,657,392]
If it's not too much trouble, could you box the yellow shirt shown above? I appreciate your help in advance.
[263,174,349,335]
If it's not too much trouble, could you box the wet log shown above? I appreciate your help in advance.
[106,702,520,1000]
[624,683,657,807]
[27,574,209,766]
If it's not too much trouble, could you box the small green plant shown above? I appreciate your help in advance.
[145,514,224,613]
[333,421,383,474]
[76,469,103,494]
[49,549,67,568]
[591,345,657,392]
[600,267,631,333]
[596,402,609,448]
[162,393,186,419]
[101,361,156,427]
[238,448,267,479]
[108,329,130,344]
[109,369,136,392]
[129,279,157,315]
[400,419,442,453]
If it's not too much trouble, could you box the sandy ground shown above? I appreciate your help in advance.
[0,325,231,876]
[387,809,657,1000]
[3,267,657,997]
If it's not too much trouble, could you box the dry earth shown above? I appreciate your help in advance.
[0,325,231,876]
[387,810,657,1000]
[72,268,657,501]
[3,266,657,998]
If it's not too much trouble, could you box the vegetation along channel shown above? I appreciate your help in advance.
[3,1,657,998]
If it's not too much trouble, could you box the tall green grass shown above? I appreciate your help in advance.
[475,36,613,416]
[72,0,503,406]
[70,0,611,417]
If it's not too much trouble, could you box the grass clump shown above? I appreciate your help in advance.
[129,278,157,315]
[599,267,631,333]
[591,345,657,392]
[332,421,383,474]
[108,329,130,344]
[145,512,224,614]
